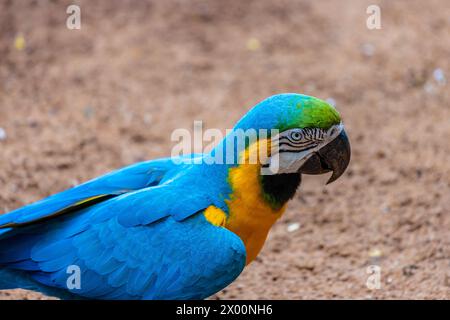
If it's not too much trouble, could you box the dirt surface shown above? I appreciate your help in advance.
[0,0,449,299]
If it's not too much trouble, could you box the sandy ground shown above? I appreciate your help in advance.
[0,0,449,299]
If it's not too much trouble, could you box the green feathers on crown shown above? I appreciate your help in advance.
[277,96,341,131]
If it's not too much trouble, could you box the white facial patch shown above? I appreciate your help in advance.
[261,123,344,175]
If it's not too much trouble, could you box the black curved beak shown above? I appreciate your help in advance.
[298,130,351,184]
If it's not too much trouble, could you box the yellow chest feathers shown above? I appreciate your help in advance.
[204,139,286,265]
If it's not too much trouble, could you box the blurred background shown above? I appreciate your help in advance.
[0,0,449,299]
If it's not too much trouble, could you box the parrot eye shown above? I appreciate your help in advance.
[290,131,303,141]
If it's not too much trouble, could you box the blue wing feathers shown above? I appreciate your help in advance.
[0,156,186,230]
[0,154,245,299]
[0,212,245,299]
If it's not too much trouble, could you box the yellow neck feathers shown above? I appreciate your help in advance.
[226,139,287,264]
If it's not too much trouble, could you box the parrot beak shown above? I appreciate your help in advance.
[298,130,351,184]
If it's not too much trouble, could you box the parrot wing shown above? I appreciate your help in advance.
[0,154,202,236]
[0,184,245,299]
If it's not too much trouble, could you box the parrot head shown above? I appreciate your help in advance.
[211,93,351,263]
[228,93,351,185]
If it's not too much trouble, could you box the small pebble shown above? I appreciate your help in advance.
[14,34,26,51]
[0,127,6,141]
[246,38,261,51]
[369,248,382,258]
[433,68,446,86]
[287,223,300,233]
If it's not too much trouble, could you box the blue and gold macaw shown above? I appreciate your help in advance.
[0,93,350,299]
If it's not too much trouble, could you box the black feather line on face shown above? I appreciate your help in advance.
[276,128,325,154]
[278,139,315,149]
[279,144,318,153]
